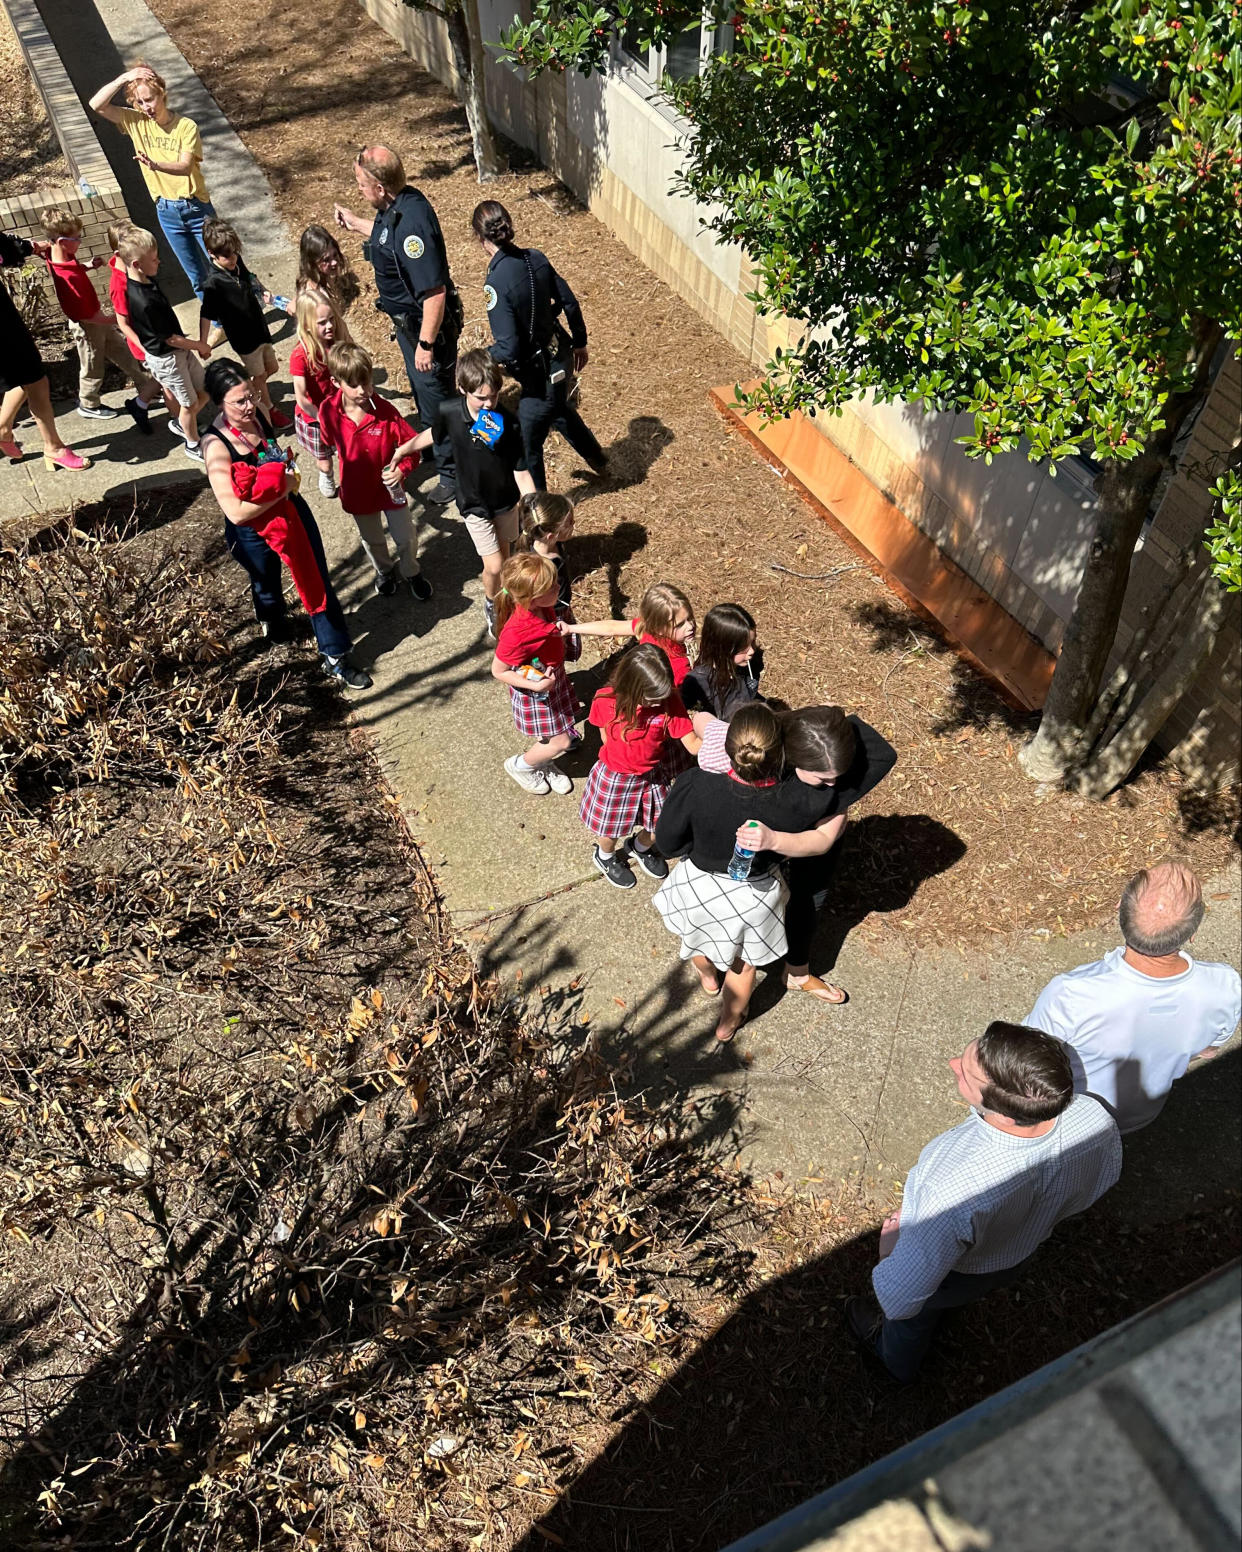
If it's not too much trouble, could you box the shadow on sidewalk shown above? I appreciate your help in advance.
[508,1048,1242,1552]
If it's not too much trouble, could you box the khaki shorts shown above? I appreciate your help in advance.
[463,503,519,559]
[239,342,278,381]
[146,346,205,409]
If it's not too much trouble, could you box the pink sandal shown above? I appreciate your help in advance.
[0,438,22,462]
[43,447,92,472]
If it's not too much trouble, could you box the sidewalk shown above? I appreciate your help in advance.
[8,0,1239,1214]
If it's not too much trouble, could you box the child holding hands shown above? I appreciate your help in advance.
[490,552,579,797]
[119,225,211,460]
[580,643,700,891]
[567,582,697,685]
[41,207,160,428]
[317,343,433,602]
[290,290,340,496]
[515,490,580,658]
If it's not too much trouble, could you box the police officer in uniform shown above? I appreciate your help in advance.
[335,146,462,503]
[471,201,608,491]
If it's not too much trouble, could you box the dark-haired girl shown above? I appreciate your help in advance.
[580,643,701,891]
[201,357,370,691]
[472,199,607,489]
[683,602,765,720]
[290,225,358,334]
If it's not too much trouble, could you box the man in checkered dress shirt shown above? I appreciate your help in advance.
[847,1021,1122,1382]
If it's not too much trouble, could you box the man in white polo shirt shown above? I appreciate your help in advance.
[1025,861,1240,1135]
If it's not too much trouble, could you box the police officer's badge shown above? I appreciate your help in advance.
[403,234,425,260]
[484,284,498,311]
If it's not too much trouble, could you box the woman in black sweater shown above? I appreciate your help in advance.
[654,704,841,1042]
[692,705,898,1006]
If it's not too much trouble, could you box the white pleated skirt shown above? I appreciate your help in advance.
[653,858,789,972]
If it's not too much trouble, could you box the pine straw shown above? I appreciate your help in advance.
[143,0,1238,949]
[0,12,69,195]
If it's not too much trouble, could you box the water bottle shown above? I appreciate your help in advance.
[728,822,759,881]
[515,656,548,700]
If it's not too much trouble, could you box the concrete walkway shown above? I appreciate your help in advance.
[8,0,1239,1213]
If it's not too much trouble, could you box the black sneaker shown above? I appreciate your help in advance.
[374,569,399,597]
[593,847,636,890]
[324,656,372,691]
[125,396,153,434]
[259,616,293,643]
[425,480,456,505]
[407,573,433,602]
[632,844,668,880]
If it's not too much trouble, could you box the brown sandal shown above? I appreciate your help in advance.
[692,956,722,998]
[786,973,848,1005]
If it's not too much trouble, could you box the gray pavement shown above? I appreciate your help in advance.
[5,0,1239,1211]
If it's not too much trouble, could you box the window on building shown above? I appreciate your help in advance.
[618,12,731,88]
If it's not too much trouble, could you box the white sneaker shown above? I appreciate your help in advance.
[503,754,549,795]
[318,470,338,497]
[544,762,573,795]
[167,418,189,443]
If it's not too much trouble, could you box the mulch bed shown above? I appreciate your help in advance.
[0,13,70,194]
[143,0,1237,952]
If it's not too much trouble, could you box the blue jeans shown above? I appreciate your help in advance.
[156,196,217,299]
[879,1263,1027,1383]
[224,495,352,660]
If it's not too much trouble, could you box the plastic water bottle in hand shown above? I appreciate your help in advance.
[728,822,759,881]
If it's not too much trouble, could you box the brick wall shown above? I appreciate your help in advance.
[0,0,129,299]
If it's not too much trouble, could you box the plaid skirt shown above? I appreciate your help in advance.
[653,858,789,972]
[656,738,695,784]
[509,663,580,742]
[579,760,668,838]
[295,407,328,459]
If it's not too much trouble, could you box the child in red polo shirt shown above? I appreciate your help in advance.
[317,343,432,602]
[42,207,159,428]
[579,643,701,890]
[490,552,580,798]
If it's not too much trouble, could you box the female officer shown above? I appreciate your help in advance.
[471,201,608,491]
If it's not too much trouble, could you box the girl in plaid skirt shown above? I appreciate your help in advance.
[491,552,581,797]
[580,644,702,891]
[290,290,341,497]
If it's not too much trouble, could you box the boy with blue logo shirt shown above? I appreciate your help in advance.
[388,350,535,638]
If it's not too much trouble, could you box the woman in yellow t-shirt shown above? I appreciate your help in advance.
[89,62,218,300]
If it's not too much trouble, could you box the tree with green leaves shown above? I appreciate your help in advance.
[404,0,505,178]
[503,0,1241,795]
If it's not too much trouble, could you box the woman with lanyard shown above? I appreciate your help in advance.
[471,201,608,490]
[201,359,371,692]
[90,63,217,299]
[0,230,90,470]
[696,704,898,1006]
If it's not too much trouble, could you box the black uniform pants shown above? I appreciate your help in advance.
[784,845,843,967]
[393,324,458,490]
[516,373,605,490]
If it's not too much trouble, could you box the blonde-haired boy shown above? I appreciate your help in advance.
[41,207,160,426]
[119,227,211,461]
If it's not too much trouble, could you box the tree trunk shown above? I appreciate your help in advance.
[1018,316,1223,786]
[1073,570,1227,800]
[445,0,507,181]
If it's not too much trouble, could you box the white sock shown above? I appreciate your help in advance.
[516,755,539,773]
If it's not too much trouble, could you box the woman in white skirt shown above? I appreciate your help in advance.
[653,705,799,1043]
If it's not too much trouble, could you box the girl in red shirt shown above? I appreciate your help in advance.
[290,290,341,497]
[580,644,701,891]
[491,553,580,797]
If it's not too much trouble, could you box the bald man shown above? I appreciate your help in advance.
[1025,862,1240,1133]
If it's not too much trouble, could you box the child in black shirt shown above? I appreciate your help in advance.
[391,350,535,637]
[683,602,765,720]
[201,219,289,429]
[119,225,210,461]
